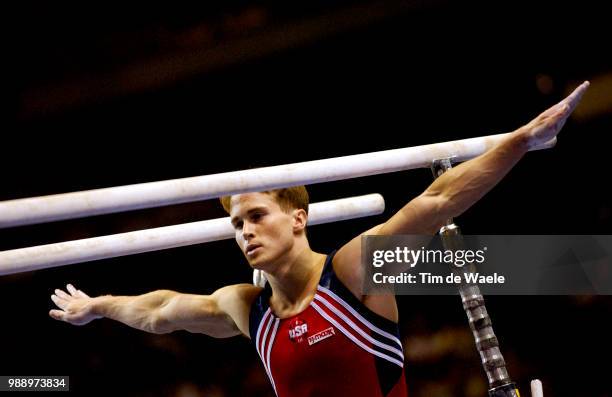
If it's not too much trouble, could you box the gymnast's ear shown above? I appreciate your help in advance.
[292,209,308,233]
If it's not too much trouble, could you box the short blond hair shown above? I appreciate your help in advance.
[220,186,309,215]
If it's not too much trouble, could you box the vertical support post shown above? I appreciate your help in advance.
[431,158,520,397]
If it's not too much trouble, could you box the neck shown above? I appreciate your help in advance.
[265,240,326,309]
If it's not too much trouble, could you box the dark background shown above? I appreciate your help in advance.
[3,1,611,396]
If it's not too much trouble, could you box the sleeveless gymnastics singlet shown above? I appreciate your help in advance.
[249,251,408,397]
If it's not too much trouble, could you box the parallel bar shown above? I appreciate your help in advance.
[0,194,384,276]
[0,134,555,228]
[432,159,518,396]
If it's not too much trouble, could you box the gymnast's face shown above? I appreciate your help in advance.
[230,192,304,270]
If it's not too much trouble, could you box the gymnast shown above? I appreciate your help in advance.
[50,82,589,397]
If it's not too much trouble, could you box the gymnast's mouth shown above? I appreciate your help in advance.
[246,244,262,256]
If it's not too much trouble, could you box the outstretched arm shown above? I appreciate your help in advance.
[50,283,261,338]
[334,82,590,304]
[379,81,590,235]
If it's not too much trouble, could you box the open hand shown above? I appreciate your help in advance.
[50,284,101,326]
[519,81,589,149]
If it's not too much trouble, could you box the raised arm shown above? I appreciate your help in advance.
[50,283,261,338]
[334,82,590,303]
[379,81,590,235]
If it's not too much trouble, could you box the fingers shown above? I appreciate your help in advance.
[547,102,570,122]
[50,294,68,310]
[552,81,589,129]
[66,283,90,298]
[539,100,566,119]
[531,379,543,397]
[534,82,586,140]
[49,309,65,321]
[66,284,78,296]
[539,80,589,119]
[55,288,72,300]
[563,80,590,114]
[50,284,92,325]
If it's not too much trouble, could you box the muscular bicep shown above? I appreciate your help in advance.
[334,193,443,298]
[157,284,261,338]
[378,192,448,236]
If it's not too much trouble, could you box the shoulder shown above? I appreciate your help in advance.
[213,283,262,299]
[213,284,263,338]
[332,223,384,298]
[212,283,262,308]
[332,224,399,323]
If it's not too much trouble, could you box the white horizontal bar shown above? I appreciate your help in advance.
[0,194,384,276]
[0,134,555,228]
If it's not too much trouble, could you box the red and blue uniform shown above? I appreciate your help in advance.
[249,251,408,397]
